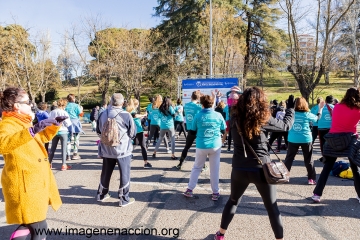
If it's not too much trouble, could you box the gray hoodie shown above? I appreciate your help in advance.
[97,107,136,158]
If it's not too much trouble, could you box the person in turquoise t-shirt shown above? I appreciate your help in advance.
[152,97,177,159]
[284,97,324,185]
[146,95,170,150]
[310,97,323,144]
[146,97,154,137]
[183,95,226,200]
[127,98,152,169]
[176,91,202,169]
[174,98,187,139]
[65,94,83,160]
[317,95,334,163]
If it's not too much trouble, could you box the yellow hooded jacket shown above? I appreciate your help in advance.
[0,116,62,224]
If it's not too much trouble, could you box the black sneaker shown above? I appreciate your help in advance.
[171,156,178,160]
[175,164,182,170]
[152,153,156,158]
[144,162,152,168]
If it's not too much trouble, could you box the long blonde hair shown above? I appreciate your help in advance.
[153,94,162,109]
[126,98,139,113]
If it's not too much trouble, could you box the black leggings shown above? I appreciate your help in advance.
[174,121,187,138]
[314,155,360,197]
[10,220,47,240]
[311,126,318,144]
[220,168,283,239]
[179,131,197,163]
[135,132,147,161]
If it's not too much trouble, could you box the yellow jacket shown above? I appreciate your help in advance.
[0,116,62,224]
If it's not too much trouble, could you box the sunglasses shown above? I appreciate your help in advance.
[16,100,32,106]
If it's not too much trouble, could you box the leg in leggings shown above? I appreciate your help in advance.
[313,156,337,196]
[349,160,360,197]
[283,132,288,147]
[59,133,68,166]
[154,129,167,153]
[253,172,283,239]
[179,131,197,165]
[312,126,318,144]
[136,132,148,163]
[181,122,187,138]
[300,142,316,181]
[276,134,282,150]
[154,129,175,156]
[268,132,280,150]
[318,129,330,156]
[147,125,157,145]
[220,169,283,239]
[49,135,60,164]
[10,219,47,240]
[284,142,300,172]
[227,129,232,151]
[314,156,360,198]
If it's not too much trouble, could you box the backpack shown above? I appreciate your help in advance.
[331,161,350,177]
[100,110,122,146]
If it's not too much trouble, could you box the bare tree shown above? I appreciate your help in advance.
[280,0,355,101]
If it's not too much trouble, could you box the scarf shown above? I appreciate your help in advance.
[2,111,33,124]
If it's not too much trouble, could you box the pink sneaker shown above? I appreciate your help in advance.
[308,179,316,185]
[214,231,224,240]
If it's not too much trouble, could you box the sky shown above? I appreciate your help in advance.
[0,0,161,58]
[0,0,316,59]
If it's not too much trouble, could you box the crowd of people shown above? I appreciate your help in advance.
[0,85,360,240]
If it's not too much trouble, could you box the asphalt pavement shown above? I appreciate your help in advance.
[0,124,359,239]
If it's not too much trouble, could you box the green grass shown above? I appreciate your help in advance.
[247,72,354,105]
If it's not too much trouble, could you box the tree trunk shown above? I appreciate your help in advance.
[354,67,360,88]
[242,11,252,90]
[324,71,330,85]
[134,90,141,112]
[101,75,110,105]
[41,92,46,102]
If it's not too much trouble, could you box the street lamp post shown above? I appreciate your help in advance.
[210,0,213,77]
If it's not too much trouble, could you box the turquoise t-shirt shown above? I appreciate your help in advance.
[310,105,319,127]
[174,105,184,122]
[160,106,175,129]
[65,102,81,119]
[192,108,226,149]
[318,104,333,129]
[288,111,318,143]
[150,108,161,126]
[134,118,143,133]
[224,105,230,121]
[184,102,202,130]
[146,103,153,121]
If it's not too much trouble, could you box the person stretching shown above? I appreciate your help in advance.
[127,98,152,169]
[214,88,295,240]
[152,97,177,159]
[183,95,226,200]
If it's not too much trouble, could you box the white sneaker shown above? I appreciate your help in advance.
[311,194,321,203]
[167,149,172,154]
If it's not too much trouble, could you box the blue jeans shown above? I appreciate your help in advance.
[97,156,132,205]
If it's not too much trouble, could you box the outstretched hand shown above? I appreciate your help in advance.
[33,119,59,134]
